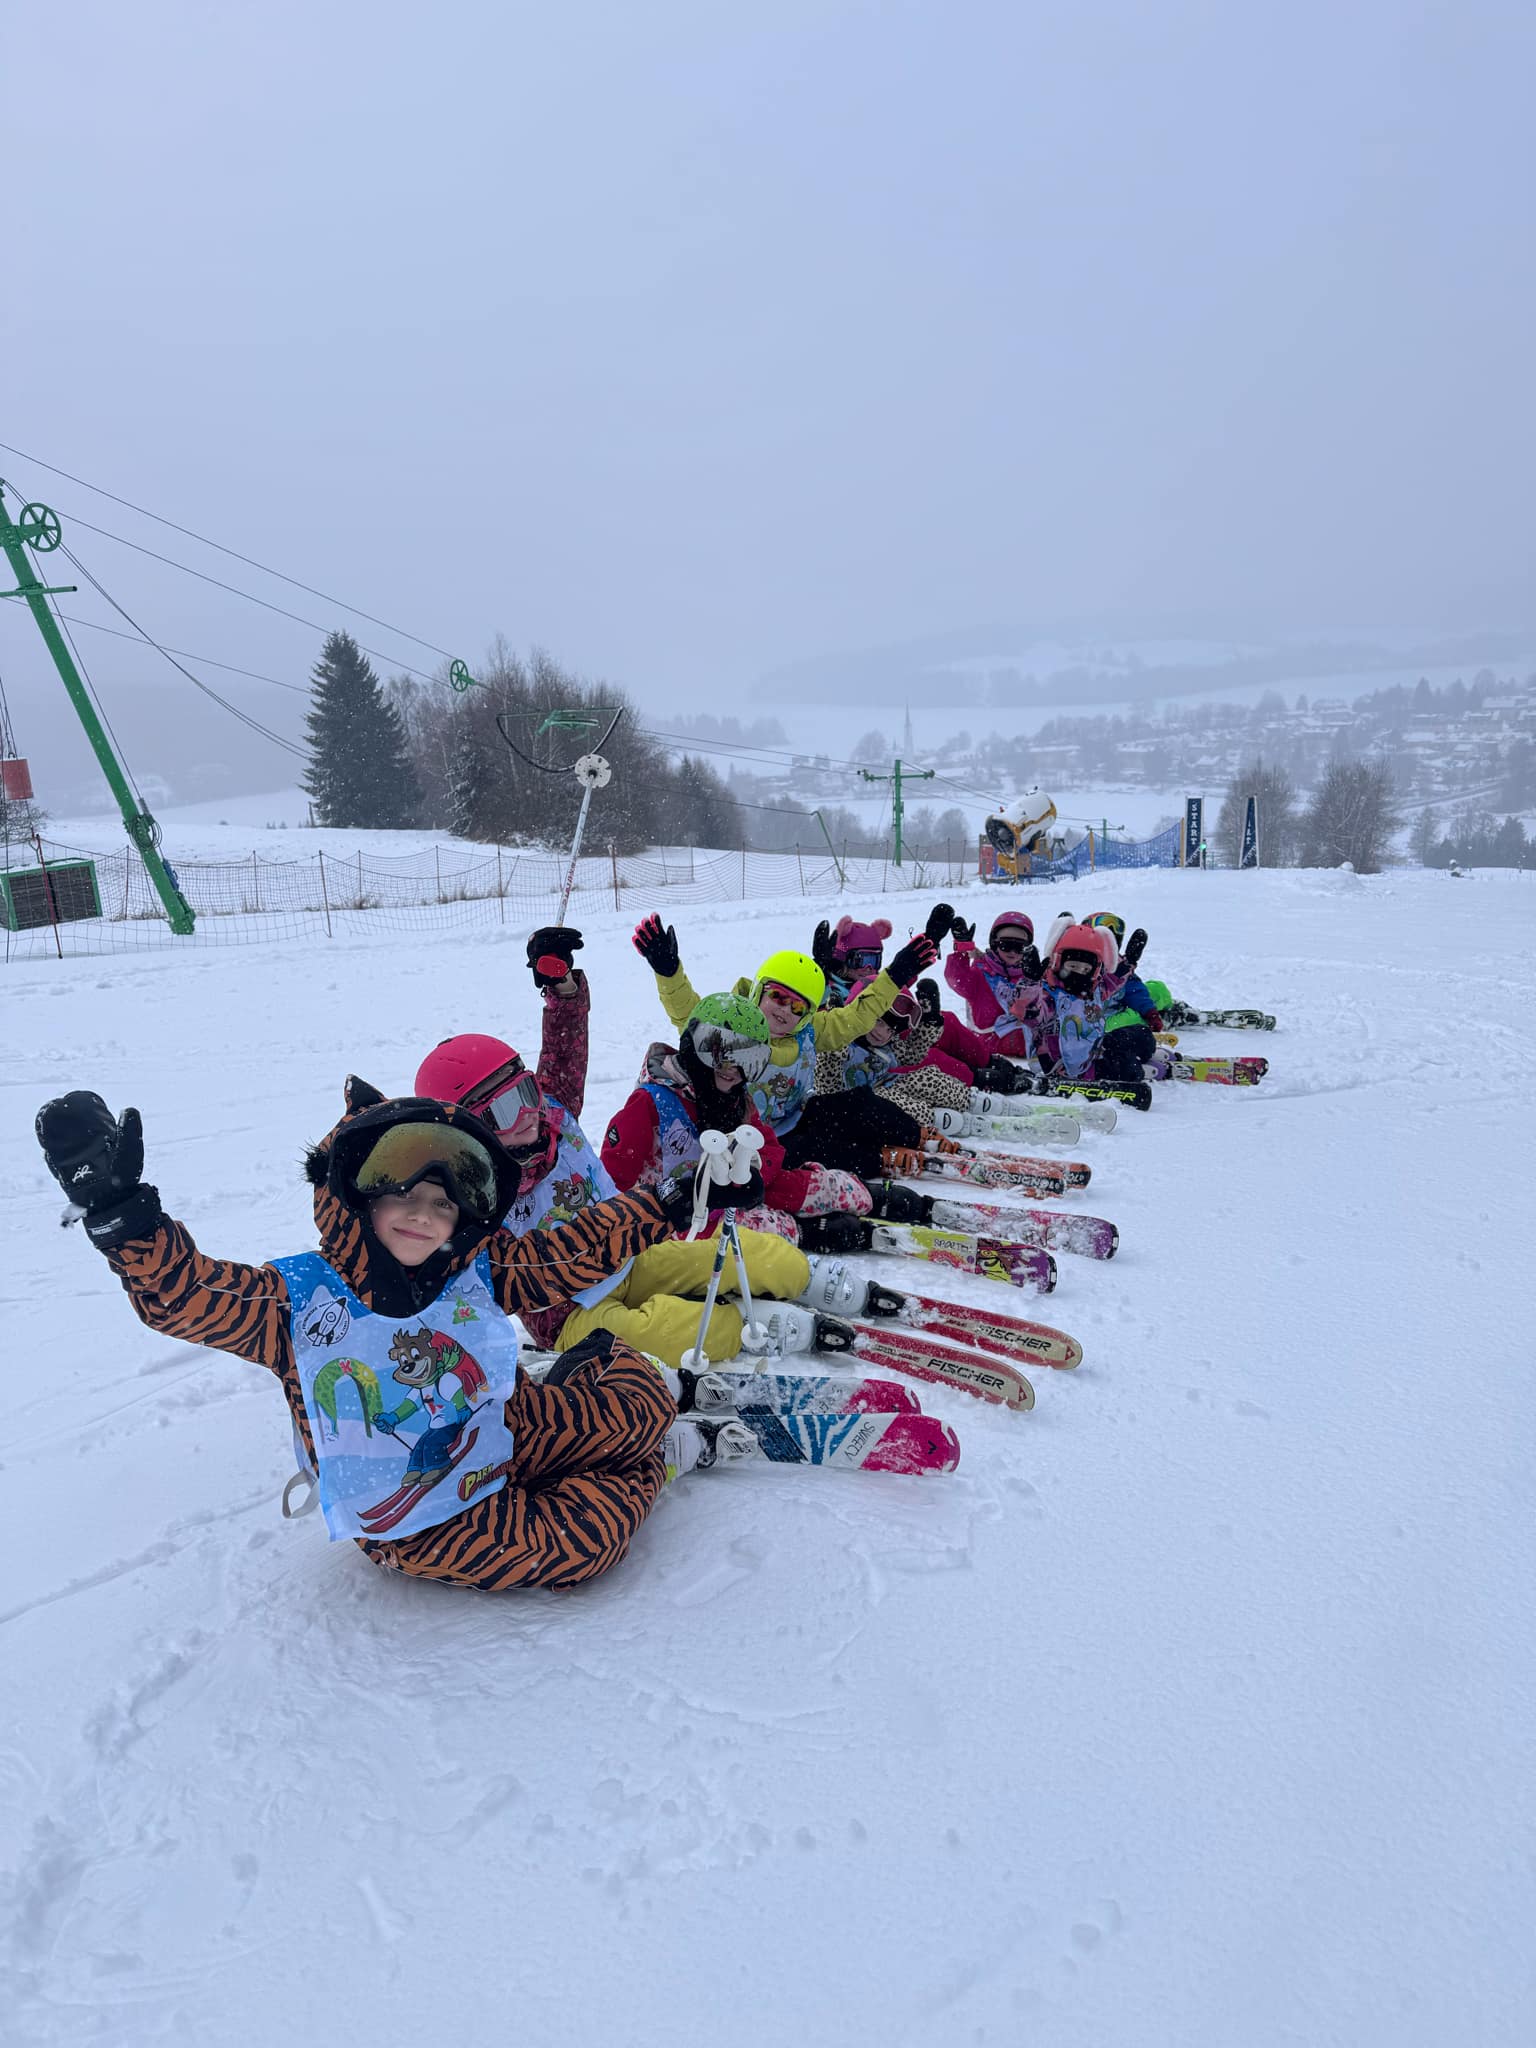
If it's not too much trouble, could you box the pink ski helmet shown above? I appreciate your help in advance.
[988,909,1035,951]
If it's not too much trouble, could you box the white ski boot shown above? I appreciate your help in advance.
[930,1105,985,1138]
[664,1417,759,1478]
[737,1303,820,1355]
[798,1254,867,1318]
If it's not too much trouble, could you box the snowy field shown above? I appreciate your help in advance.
[3,868,1534,2047]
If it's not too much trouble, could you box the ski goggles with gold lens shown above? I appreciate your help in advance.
[758,981,813,1020]
[465,1060,544,1134]
[353,1122,500,1221]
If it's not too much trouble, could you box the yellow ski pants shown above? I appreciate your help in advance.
[555,1227,810,1369]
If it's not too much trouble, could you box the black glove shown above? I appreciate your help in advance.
[924,902,956,946]
[866,1180,934,1225]
[527,924,583,991]
[949,915,976,945]
[915,977,943,1028]
[36,1091,163,1249]
[810,919,838,973]
[632,913,680,977]
[975,1057,1027,1095]
[653,1159,765,1232]
[886,934,938,988]
[797,1213,873,1255]
[1122,928,1148,970]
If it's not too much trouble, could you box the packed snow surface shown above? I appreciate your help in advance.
[3,869,1533,2047]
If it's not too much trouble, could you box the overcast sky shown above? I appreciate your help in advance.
[5,0,1533,799]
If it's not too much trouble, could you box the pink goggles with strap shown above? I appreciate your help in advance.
[465,1061,543,1133]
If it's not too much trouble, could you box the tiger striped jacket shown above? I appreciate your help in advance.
[102,1103,678,1588]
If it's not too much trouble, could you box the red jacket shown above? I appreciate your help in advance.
[601,1087,815,1216]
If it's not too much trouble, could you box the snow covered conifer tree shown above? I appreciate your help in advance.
[447,710,497,841]
[303,632,421,829]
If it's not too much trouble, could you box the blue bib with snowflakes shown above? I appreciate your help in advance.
[501,1099,630,1309]
[273,1249,520,1544]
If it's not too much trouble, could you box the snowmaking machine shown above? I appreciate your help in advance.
[983,793,1058,878]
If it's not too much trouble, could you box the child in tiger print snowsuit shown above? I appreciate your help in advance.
[36,1079,691,1591]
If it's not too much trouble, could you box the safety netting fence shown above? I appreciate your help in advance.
[2,833,975,964]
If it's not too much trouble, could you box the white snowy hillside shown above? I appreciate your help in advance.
[3,869,1532,2048]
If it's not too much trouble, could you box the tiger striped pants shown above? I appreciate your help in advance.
[359,1333,675,1590]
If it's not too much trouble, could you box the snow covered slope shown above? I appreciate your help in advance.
[3,871,1533,2047]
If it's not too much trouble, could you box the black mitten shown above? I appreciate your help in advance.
[810,920,838,973]
[950,916,976,945]
[36,1091,163,1249]
[1122,928,1148,969]
[865,1180,934,1225]
[915,977,944,1027]
[975,1057,1027,1095]
[632,913,681,976]
[527,924,583,991]
[924,902,956,945]
[886,934,938,987]
[797,1213,873,1254]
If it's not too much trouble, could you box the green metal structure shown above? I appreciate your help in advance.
[858,757,935,867]
[0,481,195,932]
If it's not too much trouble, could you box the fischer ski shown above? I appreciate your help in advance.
[845,1328,1035,1408]
[702,1407,961,1473]
[678,1364,920,1416]
[843,1277,1081,1376]
[802,1314,1040,1407]
[1032,1074,1152,1111]
[925,1193,1119,1261]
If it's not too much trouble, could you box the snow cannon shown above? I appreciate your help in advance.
[984,794,1058,876]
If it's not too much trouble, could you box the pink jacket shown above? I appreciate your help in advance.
[943,942,1033,1059]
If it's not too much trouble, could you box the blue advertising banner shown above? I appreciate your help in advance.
[1184,797,1203,867]
[1240,795,1259,868]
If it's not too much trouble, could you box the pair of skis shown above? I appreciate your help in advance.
[802,1214,1056,1293]
[1165,1002,1276,1031]
[885,1133,1093,1198]
[1150,1053,1269,1086]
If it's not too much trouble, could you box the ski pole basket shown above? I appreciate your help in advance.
[0,858,102,931]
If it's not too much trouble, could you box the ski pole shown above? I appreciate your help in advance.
[683,1205,734,1371]
[722,1125,766,1345]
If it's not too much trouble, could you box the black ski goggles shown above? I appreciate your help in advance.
[840,945,883,973]
[992,932,1032,955]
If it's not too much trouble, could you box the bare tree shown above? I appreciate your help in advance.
[1216,759,1300,866]
[1302,761,1402,872]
